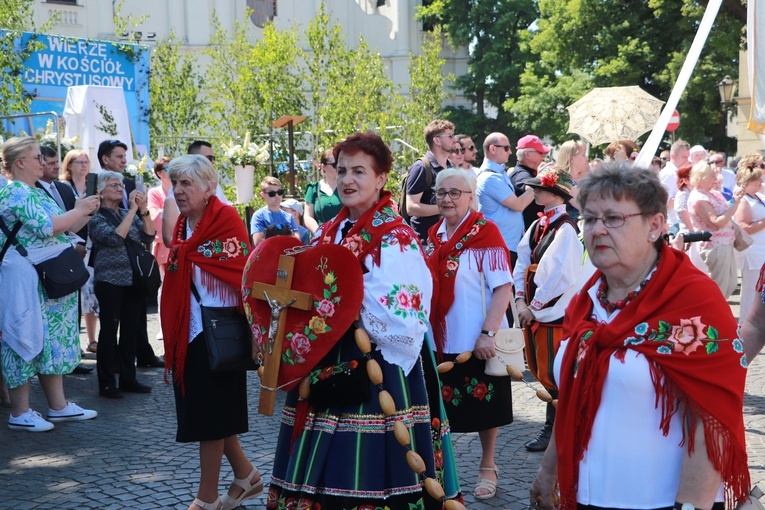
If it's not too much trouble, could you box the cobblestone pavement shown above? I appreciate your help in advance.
[2,289,764,509]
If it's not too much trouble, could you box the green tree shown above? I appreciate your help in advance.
[506,0,742,150]
[148,30,206,155]
[0,0,56,124]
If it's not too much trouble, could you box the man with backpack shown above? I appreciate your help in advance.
[402,119,455,243]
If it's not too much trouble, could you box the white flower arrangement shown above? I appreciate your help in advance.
[37,119,80,158]
[124,154,154,184]
[221,132,270,167]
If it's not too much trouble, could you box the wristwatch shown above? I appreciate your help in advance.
[138,210,150,217]
[481,330,496,337]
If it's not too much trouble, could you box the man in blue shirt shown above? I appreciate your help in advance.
[475,132,535,265]
[250,176,300,246]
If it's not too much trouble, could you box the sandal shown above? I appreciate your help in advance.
[86,341,98,353]
[474,466,499,500]
[192,497,222,510]
[221,466,264,510]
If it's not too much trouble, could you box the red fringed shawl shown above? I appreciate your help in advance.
[556,244,749,509]
[161,196,251,392]
[425,211,510,357]
[316,191,417,265]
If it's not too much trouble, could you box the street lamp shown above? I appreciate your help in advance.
[717,75,736,145]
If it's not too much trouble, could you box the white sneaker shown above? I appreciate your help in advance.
[8,409,55,432]
[47,402,98,423]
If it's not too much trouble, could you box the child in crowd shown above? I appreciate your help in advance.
[280,198,311,244]
[250,176,300,246]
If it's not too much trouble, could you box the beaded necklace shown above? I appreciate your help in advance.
[596,252,660,314]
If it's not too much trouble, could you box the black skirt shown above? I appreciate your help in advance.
[435,351,513,433]
[173,333,248,442]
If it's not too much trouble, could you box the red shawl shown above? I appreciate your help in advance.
[556,244,749,509]
[425,211,510,357]
[316,190,417,264]
[161,196,251,391]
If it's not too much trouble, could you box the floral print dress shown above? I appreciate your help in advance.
[0,181,80,388]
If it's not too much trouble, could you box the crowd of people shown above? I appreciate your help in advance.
[0,120,763,510]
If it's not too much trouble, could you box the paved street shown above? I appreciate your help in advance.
[2,288,765,509]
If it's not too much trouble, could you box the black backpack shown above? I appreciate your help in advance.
[398,156,433,223]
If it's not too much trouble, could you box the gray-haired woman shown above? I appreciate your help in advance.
[0,137,99,432]
[89,171,155,399]
[530,163,749,510]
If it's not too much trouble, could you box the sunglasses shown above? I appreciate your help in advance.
[265,189,285,197]
[452,147,466,155]
[205,155,216,163]
[466,145,476,151]
[491,144,511,152]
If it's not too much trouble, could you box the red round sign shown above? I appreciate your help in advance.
[667,110,680,132]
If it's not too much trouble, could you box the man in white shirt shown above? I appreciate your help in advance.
[658,139,690,229]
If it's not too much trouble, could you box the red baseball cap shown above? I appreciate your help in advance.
[516,134,551,154]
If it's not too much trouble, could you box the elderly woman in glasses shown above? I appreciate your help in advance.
[688,160,745,298]
[88,171,155,398]
[530,163,749,510]
[426,167,514,500]
[734,154,765,323]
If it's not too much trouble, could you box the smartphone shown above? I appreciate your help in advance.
[86,173,98,197]
[135,174,145,193]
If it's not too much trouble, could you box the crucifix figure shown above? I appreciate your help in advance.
[249,254,312,416]
[263,291,297,354]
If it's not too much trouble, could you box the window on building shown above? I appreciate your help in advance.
[47,0,78,5]
[247,0,277,28]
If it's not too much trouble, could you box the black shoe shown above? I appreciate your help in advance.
[72,364,93,374]
[525,426,552,452]
[119,380,152,394]
[137,356,165,368]
[99,386,124,399]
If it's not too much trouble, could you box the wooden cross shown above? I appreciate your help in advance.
[250,254,313,416]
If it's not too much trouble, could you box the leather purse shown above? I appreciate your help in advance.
[191,281,258,372]
[0,218,88,299]
[480,272,526,377]
[733,222,754,252]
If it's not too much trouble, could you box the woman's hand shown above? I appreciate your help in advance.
[529,466,558,510]
[74,194,100,216]
[518,307,536,327]
[732,186,745,202]
[473,333,496,360]
[129,190,147,211]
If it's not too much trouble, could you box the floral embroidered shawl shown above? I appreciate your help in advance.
[315,190,416,266]
[425,211,510,357]
[556,244,749,509]
[161,196,251,391]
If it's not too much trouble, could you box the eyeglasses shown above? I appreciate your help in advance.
[20,154,45,163]
[451,147,466,155]
[491,144,511,152]
[748,162,765,170]
[324,161,337,168]
[265,189,285,197]
[436,133,455,139]
[73,159,90,165]
[204,155,216,163]
[435,188,472,200]
[105,183,125,190]
[580,212,642,230]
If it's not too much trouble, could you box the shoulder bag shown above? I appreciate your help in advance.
[0,217,88,299]
[481,272,526,377]
[733,221,754,252]
[191,281,258,372]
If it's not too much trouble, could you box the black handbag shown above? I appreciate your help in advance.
[0,218,88,299]
[97,208,161,296]
[191,281,258,372]
[124,238,161,296]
